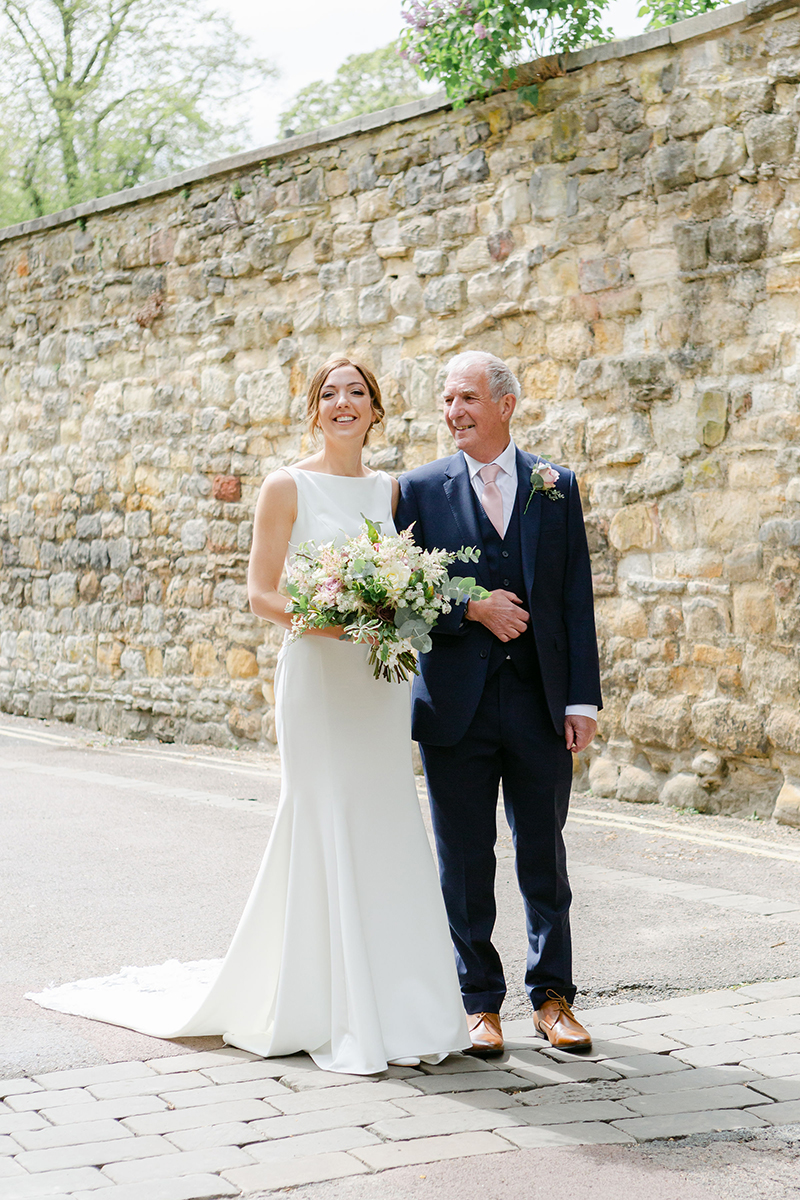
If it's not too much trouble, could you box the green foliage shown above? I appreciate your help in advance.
[400,0,611,108]
[637,0,730,27]
[277,41,426,137]
[0,0,277,226]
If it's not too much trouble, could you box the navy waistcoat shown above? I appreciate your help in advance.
[469,482,539,682]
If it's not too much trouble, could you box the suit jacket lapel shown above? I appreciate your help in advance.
[516,448,541,594]
[443,453,489,587]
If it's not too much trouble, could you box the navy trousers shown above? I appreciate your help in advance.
[420,660,575,1014]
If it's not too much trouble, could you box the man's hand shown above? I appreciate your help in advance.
[466,590,530,642]
[564,714,597,753]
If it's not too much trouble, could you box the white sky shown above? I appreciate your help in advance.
[221,0,649,148]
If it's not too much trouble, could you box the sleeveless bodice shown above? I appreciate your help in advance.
[282,466,395,551]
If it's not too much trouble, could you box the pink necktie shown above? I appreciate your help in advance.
[479,463,504,536]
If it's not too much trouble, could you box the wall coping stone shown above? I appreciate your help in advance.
[0,0,796,247]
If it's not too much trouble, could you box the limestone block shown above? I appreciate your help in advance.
[414,249,447,276]
[124,511,151,539]
[467,269,503,309]
[164,646,190,675]
[529,165,569,219]
[226,648,259,679]
[674,548,721,578]
[181,519,208,552]
[744,114,796,165]
[228,705,262,741]
[358,283,390,326]
[238,368,291,423]
[501,182,531,227]
[332,224,371,258]
[324,288,358,327]
[76,514,102,540]
[606,95,643,132]
[455,237,492,273]
[774,779,800,827]
[648,142,695,195]
[695,127,747,179]
[617,764,659,803]
[608,504,658,551]
[766,707,800,755]
[670,99,714,139]
[733,583,776,635]
[758,518,800,547]
[546,321,593,363]
[628,245,678,284]
[695,390,727,448]
[578,256,628,293]
[399,216,437,248]
[120,648,146,678]
[673,222,708,270]
[347,253,384,288]
[682,596,730,638]
[624,692,693,750]
[588,756,619,797]
[607,598,648,639]
[390,276,424,318]
[723,544,761,583]
[190,642,218,677]
[423,275,467,315]
[49,572,77,608]
[123,566,144,603]
[437,206,477,242]
[708,217,766,263]
[661,773,707,810]
[692,698,767,756]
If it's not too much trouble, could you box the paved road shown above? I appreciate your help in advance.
[2,713,800,1198]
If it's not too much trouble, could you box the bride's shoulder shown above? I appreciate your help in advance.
[256,467,298,508]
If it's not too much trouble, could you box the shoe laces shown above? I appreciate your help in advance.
[545,989,575,1017]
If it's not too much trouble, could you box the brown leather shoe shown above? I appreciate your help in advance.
[465,1011,504,1057]
[533,991,592,1051]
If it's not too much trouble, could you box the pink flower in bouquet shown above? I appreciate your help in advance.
[539,462,560,489]
[474,21,489,37]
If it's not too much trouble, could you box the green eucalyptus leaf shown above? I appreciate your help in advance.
[361,513,382,543]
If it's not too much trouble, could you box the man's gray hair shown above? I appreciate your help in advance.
[445,350,521,402]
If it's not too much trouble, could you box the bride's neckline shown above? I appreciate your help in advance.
[291,466,381,480]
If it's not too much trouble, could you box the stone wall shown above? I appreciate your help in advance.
[3,0,800,824]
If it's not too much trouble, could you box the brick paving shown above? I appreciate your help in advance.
[2,977,800,1198]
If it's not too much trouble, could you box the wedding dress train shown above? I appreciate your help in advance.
[28,469,469,1075]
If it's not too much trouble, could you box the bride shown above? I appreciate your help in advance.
[29,355,469,1075]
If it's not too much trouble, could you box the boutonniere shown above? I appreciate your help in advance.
[524,459,565,513]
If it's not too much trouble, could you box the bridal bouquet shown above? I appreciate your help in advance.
[286,516,487,682]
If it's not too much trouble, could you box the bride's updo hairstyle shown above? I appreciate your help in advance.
[306,356,385,446]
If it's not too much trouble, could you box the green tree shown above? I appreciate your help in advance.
[0,0,277,225]
[278,42,427,138]
[637,0,730,27]
[401,0,611,108]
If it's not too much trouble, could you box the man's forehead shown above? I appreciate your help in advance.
[443,365,489,393]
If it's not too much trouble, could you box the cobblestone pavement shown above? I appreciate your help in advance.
[1,977,800,1199]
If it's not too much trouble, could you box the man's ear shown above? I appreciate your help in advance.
[499,392,516,421]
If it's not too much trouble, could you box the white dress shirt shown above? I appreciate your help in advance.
[462,441,598,723]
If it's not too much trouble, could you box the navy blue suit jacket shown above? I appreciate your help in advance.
[395,448,602,747]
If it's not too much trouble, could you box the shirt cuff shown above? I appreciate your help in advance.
[565,704,598,720]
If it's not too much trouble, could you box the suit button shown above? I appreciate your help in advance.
[480,650,488,659]
[501,550,509,558]
[503,578,510,586]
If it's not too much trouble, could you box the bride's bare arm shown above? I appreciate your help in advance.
[247,471,342,638]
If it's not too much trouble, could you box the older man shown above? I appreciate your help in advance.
[395,350,601,1055]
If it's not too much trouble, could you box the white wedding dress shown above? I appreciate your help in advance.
[28,468,469,1075]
